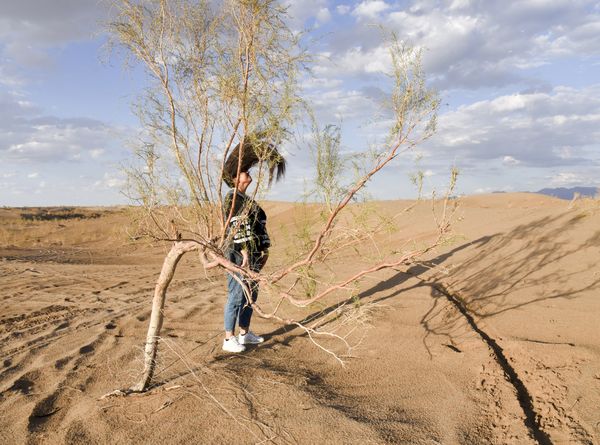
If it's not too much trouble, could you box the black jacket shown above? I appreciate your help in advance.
[223,191,270,254]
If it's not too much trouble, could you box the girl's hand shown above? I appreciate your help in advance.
[241,249,249,268]
[257,250,269,269]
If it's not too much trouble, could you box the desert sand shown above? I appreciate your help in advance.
[1,193,599,444]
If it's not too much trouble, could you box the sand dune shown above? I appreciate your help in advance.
[1,194,599,444]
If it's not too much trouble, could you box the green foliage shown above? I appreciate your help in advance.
[109,0,307,242]
[409,170,425,199]
[310,123,345,213]
[388,33,440,145]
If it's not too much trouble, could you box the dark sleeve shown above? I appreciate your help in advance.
[253,206,270,250]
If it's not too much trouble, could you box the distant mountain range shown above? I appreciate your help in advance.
[536,187,598,200]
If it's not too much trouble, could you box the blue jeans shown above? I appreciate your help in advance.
[224,250,263,332]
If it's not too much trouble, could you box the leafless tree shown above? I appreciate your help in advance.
[105,0,456,394]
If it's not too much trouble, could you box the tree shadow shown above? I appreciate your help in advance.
[255,230,480,350]
[261,212,600,355]
[418,212,600,353]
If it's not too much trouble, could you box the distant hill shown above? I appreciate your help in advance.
[536,187,598,200]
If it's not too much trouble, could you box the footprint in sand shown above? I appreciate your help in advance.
[9,377,35,395]
[79,344,94,354]
[54,356,72,370]
[54,321,69,331]
[28,391,62,432]
[136,312,150,322]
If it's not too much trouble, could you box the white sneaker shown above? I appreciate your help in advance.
[238,331,264,345]
[222,336,246,353]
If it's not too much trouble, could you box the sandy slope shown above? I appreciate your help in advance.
[0,195,599,444]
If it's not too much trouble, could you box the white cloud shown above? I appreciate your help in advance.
[490,95,527,113]
[449,0,471,11]
[0,64,26,87]
[317,0,600,90]
[353,1,391,20]
[4,120,121,163]
[93,172,126,190]
[0,0,105,67]
[313,45,392,77]
[502,156,521,166]
[27,172,39,178]
[282,0,328,28]
[427,85,600,169]
[308,87,381,122]
[90,149,105,159]
[301,76,343,90]
[316,7,332,24]
[554,146,574,159]
[549,172,586,186]
[0,91,128,164]
[336,5,351,15]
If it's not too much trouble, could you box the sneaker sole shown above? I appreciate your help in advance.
[222,347,245,353]
[239,339,264,345]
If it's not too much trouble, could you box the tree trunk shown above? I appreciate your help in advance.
[131,241,198,392]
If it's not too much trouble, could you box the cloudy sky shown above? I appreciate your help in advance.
[1,0,599,205]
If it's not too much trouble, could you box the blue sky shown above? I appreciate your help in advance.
[1,0,599,205]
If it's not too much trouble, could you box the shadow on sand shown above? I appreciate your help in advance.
[257,212,600,351]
